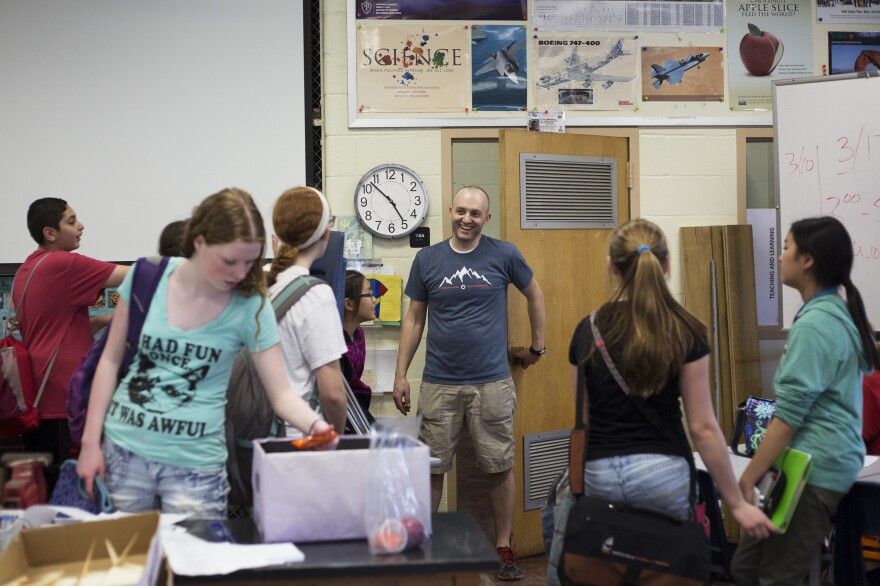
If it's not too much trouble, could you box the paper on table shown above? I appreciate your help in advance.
[162,529,304,576]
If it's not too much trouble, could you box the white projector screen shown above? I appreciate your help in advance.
[0,0,310,264]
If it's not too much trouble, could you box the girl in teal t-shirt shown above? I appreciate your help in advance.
[732,216,880,585]
[77,188,336,518]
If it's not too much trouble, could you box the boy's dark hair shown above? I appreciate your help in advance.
[158,219,188,256]
[27,198,68,244]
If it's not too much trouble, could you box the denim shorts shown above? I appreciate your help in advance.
[102,436,229,519]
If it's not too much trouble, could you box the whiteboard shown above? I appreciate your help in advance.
[0,0,309,264]
[773,73,880,329]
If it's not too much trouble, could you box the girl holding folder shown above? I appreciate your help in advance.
[732,216,880,585]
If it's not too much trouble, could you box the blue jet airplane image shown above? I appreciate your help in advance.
[650,52,711,89]
[475,39,527,84]
[538,39,633,90]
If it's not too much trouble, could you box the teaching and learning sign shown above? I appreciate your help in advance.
[533,35,637,111]
[357,24,470,113]
[726,0,813,110]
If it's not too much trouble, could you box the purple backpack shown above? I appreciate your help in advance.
[67,256,169,445]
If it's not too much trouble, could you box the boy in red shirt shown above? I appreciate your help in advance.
[12,198,128,487]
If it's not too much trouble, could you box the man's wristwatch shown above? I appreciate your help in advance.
[529,346,547,356]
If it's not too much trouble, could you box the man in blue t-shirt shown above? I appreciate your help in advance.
[394,186,546,582]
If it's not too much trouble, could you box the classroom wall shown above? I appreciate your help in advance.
[321,4,871,409]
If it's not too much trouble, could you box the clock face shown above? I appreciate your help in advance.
[354,164,429,239]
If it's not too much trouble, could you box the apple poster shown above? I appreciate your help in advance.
[727,0,814,110]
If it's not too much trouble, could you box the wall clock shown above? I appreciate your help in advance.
[354,163,429,239]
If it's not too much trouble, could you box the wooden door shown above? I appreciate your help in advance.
[500,129,630,555]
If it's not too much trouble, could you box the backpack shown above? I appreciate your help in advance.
[0,253,59,439]
[0,336,39,439]
[225,274,323,508]
[67,256,169,445]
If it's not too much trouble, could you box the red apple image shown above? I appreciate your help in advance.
[740,23,784,76]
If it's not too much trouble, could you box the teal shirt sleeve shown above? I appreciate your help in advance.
[773,321,840,431]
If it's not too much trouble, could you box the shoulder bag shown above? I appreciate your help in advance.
[558,310,711,586]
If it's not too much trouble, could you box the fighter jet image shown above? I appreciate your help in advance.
[650,52,711,89]
[475,39,526,84]
[538,39,633,90]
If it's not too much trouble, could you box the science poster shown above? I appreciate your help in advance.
[829,31,880,74]
[640,47,725,101]
[356,0,527,21]
[471,25,528,111]
[534,35,637,110]
[727,0,813,110]
[357,24,470,113]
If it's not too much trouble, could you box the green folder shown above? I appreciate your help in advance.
[770,447,813,533]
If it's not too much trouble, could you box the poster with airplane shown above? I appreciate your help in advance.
[640,46,724,102]
[471,25,528,111]
[533,34,637,110]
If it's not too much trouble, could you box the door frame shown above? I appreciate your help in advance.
[439,127,641,510]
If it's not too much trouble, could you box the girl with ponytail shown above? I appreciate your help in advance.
[268,187,348,434]
[732,216,879,585]
[547,219,775,584]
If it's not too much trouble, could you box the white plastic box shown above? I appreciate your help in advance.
[252,436,432,543]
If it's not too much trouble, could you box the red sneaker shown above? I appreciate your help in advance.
[496,546,523,581]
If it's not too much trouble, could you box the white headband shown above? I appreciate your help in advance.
[281,187,330,250]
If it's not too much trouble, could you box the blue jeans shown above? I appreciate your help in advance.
[546,453,691,586]
[102,436,229,518]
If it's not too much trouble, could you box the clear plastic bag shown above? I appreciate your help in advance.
[364,418,426,554]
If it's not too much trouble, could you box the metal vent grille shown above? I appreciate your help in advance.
[523,429,571,511]
[520,153,617,230]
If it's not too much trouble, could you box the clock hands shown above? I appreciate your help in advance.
[371,183,405,222]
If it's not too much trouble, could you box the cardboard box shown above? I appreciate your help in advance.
[253,436,431,543]
[0,512,163,586]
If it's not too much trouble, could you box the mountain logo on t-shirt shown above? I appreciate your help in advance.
[437,266,492,290]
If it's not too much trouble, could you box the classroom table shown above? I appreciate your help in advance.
[833,459,880,585]
[173,511,498,586]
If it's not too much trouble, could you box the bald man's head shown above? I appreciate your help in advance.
[449,186,491,250]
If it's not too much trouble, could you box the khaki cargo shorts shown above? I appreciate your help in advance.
[417,377,516,474]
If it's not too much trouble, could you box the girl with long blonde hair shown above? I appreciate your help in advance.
[547,219,776,583]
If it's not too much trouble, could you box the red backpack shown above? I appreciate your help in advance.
[0,254,57,439]
[0,336,39,438]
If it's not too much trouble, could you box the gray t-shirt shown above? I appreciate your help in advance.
[405,236,533,384]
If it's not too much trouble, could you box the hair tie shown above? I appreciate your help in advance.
[287,188,330,250]
[637,245,651,255]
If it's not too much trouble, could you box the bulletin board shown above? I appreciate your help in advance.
[347,0,865,128]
